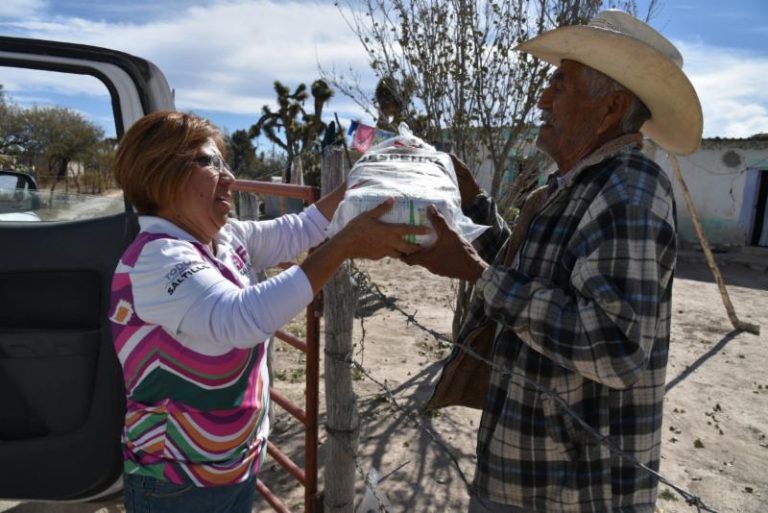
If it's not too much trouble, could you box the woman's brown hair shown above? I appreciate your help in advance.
[114,111,226,215]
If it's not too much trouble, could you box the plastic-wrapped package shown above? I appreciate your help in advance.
[328,125,488,247]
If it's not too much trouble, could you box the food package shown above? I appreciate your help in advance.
[327,124,488,247]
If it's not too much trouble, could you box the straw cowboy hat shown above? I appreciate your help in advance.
[516,10,703,155]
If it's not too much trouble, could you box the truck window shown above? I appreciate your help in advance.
[0,67,124,222]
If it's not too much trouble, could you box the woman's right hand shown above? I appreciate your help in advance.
[300,198,430,294]
[337,197,429,260]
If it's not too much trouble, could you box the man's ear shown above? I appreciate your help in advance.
[598,90,633,134]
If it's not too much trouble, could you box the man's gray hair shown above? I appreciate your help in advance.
[581,66,651,133]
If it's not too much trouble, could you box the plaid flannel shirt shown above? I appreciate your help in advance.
[462,140,676,513]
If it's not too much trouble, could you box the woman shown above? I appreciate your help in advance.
[109,111,426,513]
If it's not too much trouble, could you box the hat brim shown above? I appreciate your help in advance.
[516,26,703,155]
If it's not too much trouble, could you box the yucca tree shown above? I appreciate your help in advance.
[250,79,334,185]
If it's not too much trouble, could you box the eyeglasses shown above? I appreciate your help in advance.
[192,154,232,176]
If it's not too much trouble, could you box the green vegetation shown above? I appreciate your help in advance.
[0,86,113,193]
[658,488,678,502]
[248,79,336,187]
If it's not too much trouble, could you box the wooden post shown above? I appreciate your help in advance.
[321,146,360,512]
[669,153,760,335]
[236,191,260,221]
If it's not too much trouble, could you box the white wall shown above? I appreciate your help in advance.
[469,136,768,247]
[649,139,768,247]
[472,137,541,193]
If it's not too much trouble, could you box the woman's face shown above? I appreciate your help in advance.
[161,138,235,244]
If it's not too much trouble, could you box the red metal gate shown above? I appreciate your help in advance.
[234,179,322,513]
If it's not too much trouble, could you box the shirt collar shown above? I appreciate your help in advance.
[141,216,238,259]
[546,133,643,196]
[138,216,231,249]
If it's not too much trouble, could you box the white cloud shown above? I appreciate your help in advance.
[678,40,768,138]
[0,0,48,19]
[3,1,374,122]
[6,1,764,140]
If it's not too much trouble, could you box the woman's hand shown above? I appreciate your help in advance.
[300,198,429,294]
[337,197,429,260]
[314,181,347,221]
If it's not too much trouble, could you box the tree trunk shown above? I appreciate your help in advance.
[321,147,360,513]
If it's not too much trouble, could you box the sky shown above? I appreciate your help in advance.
[0,0,767,144]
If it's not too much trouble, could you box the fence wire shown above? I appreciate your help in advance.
[344,261,721,513]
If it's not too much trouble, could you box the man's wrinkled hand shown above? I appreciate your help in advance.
[401,205,487,282]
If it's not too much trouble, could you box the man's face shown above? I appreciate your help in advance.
[535,61,608,171]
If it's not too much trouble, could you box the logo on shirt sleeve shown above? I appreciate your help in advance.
[110,299,134,325]
[165,260,211,296]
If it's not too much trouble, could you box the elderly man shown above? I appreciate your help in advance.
[404,10,702,513]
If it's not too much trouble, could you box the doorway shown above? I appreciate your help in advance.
[751,169,768,247]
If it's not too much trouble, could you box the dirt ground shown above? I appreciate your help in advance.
[1,258,765,513]
[263,256,768,513]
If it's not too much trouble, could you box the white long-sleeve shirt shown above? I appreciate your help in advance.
[125,205,328,355]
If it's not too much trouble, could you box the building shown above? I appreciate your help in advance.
[647,136,768,248]
[473,127,541,194]
[473,131,768,249]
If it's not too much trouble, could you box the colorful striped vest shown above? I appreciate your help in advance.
[110,232,269,486]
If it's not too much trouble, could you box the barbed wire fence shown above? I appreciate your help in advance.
[337,260,722,513]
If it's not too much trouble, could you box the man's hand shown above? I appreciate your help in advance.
[401,205,488,282]
[450,154,481,210]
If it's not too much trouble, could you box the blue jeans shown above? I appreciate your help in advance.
[123,473,257,513]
